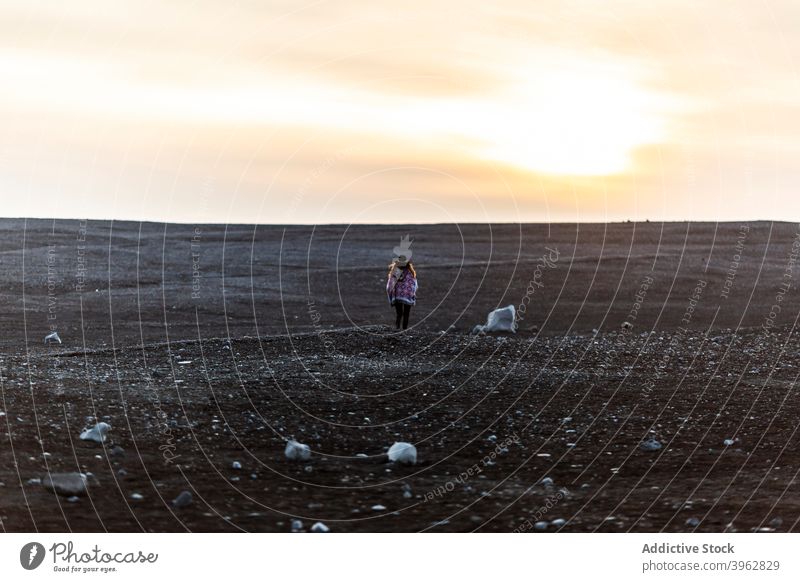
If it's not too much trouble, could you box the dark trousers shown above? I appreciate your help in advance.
[394,302,411,329]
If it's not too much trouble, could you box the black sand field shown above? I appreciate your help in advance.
[2,219,800,532]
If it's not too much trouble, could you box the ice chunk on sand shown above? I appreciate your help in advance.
[285,440,311,461]
[80,422,110,444]
[44,331,61,344]
[475,305,517,334]
[387,442,417,465]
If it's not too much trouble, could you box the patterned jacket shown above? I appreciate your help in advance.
[386,266,418,306]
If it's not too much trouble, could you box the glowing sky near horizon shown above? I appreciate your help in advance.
[1,0,799,224]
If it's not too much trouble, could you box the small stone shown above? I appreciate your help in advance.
[550,518,566,528]
[685,517,700,527]
[109,445,125,458]
[371,504,387,511]
[723,438,735,446]
[42,473,89,497]
[231,461,242,470]
[117,469,128,477]
[640,438,663,452]
[66,496,80,503]
[130,492,144,501]
[533,521,548,531]
[172,491,193,508]
[769,517,783,528]
[290,519,304,532]
[310,522,330,533]
[540,477,554,487]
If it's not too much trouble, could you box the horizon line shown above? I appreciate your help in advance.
[0,217,794,227]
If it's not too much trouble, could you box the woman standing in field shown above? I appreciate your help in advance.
[386,254,417,330]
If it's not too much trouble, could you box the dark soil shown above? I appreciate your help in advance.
[2,219,800,532]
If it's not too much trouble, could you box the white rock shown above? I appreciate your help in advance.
[387,442,417,465]
[723,438,735,446]
[285,440,312,461]
[80,422,111,444]
[550,518,566,527]
[371,504,387,511]
[540,477,554,487]
[290,519,304,532]
[310,522,330,533]
[640,438,663,452]
[44,331,62,344]
[231,461,242,470]
[533,521,548,531]
[42,473,88,496]
[130,493,144,501]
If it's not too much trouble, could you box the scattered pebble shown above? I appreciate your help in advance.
[640,438,663,452]
[371,504,387,511]
[310,522,330,533]
[172,491,193,508]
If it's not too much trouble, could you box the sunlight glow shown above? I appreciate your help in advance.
[471,67,666,176]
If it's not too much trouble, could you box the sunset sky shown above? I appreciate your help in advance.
[1,1,799,224]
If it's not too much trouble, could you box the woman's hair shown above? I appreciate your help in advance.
[388,260,416,278]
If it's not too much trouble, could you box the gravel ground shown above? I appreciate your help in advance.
[2,219,800,531]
